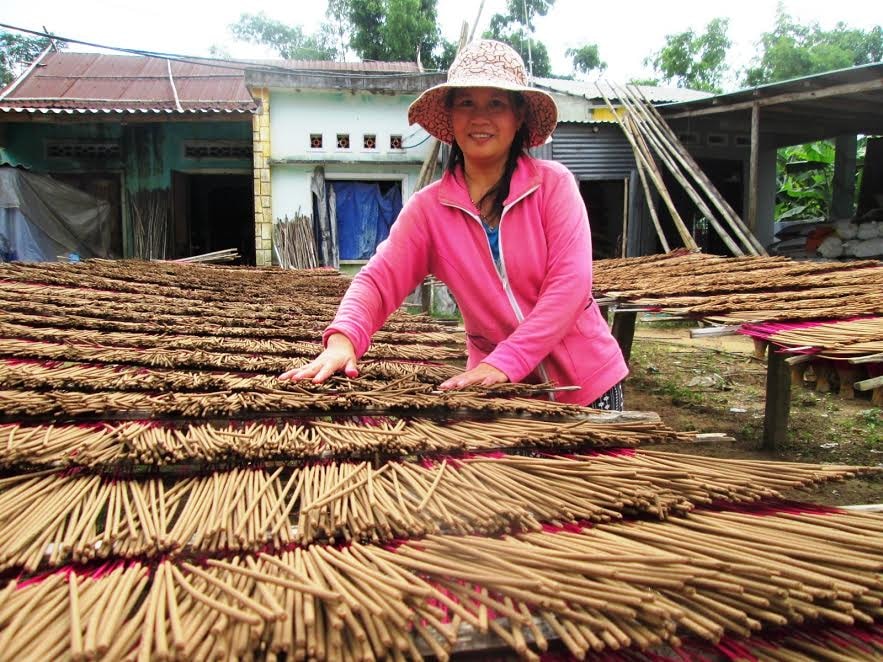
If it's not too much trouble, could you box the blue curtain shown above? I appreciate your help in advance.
[333,182,402,260]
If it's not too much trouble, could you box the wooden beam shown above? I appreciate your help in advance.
[663,77,883,119]
[748,103,760,232]
[762,348,792,450]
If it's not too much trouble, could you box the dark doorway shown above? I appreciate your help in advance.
[578,179,627,259]
[172,173,254,264]
[660,158,744,256]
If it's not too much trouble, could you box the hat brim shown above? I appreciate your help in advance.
[408,81,558,149]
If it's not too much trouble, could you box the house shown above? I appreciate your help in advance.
[245,61,445,271]
[0,50,258,262]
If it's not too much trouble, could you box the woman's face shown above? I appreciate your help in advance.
[450,87,524,171]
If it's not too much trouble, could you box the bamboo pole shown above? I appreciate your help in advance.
[632,86,767,256]
[597,85,697,250]
[614,83,746,256]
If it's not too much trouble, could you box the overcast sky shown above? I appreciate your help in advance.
[2,0,879,88]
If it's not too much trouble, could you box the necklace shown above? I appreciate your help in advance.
[471,195,497,228]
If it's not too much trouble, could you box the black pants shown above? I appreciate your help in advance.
[587,383,624,411]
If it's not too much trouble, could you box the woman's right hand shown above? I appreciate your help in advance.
[278,333,359,383]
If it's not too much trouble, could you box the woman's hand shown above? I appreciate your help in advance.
[279,333,359,383]
[439,363,508,390]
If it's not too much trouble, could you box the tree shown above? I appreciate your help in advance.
[743,4,883,86]
[644,18,731,93]
[347,0,448,68]
[484,0,557,78]
[229,12,336,60]
[566,44,606,77]
[1,31,54,86]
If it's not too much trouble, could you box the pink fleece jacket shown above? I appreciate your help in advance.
[324,155,629,405]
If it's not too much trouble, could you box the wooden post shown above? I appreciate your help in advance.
[832,135,857,220]
[763,347,791,450]
[611,311,638,364]
[748,103,760,232]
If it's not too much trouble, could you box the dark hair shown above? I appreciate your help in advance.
[445,90,529,224]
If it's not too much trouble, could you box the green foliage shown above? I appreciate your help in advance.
[566,44,606,77]
[230,1,451,67]
[230,13,336,60]
[857,409,882,446]
[644,18,732,92]
[743,4,883,85]
[776,141,834,221]
[0,31,55,86]
[347,0,447,67]
[484,0,557,77]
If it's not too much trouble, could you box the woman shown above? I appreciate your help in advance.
[281,40,628,409]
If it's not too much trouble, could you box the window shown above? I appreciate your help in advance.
[363,134,376,150]
[46,140,120,160]
[389,135,403,150]
[336,133,350,149]
[183,141,252,159]
[309,133,323,149]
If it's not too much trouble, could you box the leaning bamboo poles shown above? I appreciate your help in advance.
[1,510,881,661]
[614,83,765,256]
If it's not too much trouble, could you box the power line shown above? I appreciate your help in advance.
[0,22,446,80]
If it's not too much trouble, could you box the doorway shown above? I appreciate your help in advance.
[172,173,254,264]
[578,179,627,259]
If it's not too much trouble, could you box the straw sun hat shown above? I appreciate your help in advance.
[408,39,558,149]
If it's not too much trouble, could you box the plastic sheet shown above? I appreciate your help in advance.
[332,181,401,260]
[0,167,111,261]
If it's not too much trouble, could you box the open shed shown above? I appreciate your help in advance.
[658,62,883,250]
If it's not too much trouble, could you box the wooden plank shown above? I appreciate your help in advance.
[689,325,740,338]
[854,374,883,392]
[611,310,638,364]
[763,348,792,450]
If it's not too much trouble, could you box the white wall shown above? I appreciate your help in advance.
[270,90,435,162]
[269,89,436,225]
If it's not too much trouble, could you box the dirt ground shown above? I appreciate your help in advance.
[624,320,883,506]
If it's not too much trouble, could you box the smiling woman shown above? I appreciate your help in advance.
[280,39,629,409]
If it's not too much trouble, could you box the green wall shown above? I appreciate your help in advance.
[2,120,252,256]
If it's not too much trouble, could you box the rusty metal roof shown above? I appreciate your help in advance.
[0,51,257,114]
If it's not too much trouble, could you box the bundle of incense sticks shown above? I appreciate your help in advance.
[1,455,876,571]
[1,259,881,660]
[592,251,883,324]
[1,508,880,661]
[741,317,883,360]
[0,416,687,467]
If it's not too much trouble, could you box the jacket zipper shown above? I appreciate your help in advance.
[445,185,556,399]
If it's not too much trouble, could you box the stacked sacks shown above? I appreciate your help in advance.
[821,218,883,259]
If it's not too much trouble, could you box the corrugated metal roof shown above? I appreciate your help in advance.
[247,59,422,73]
[532,77,712,103]
[0,52,257,114]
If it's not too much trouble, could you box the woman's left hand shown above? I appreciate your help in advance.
[439,363,509,390]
